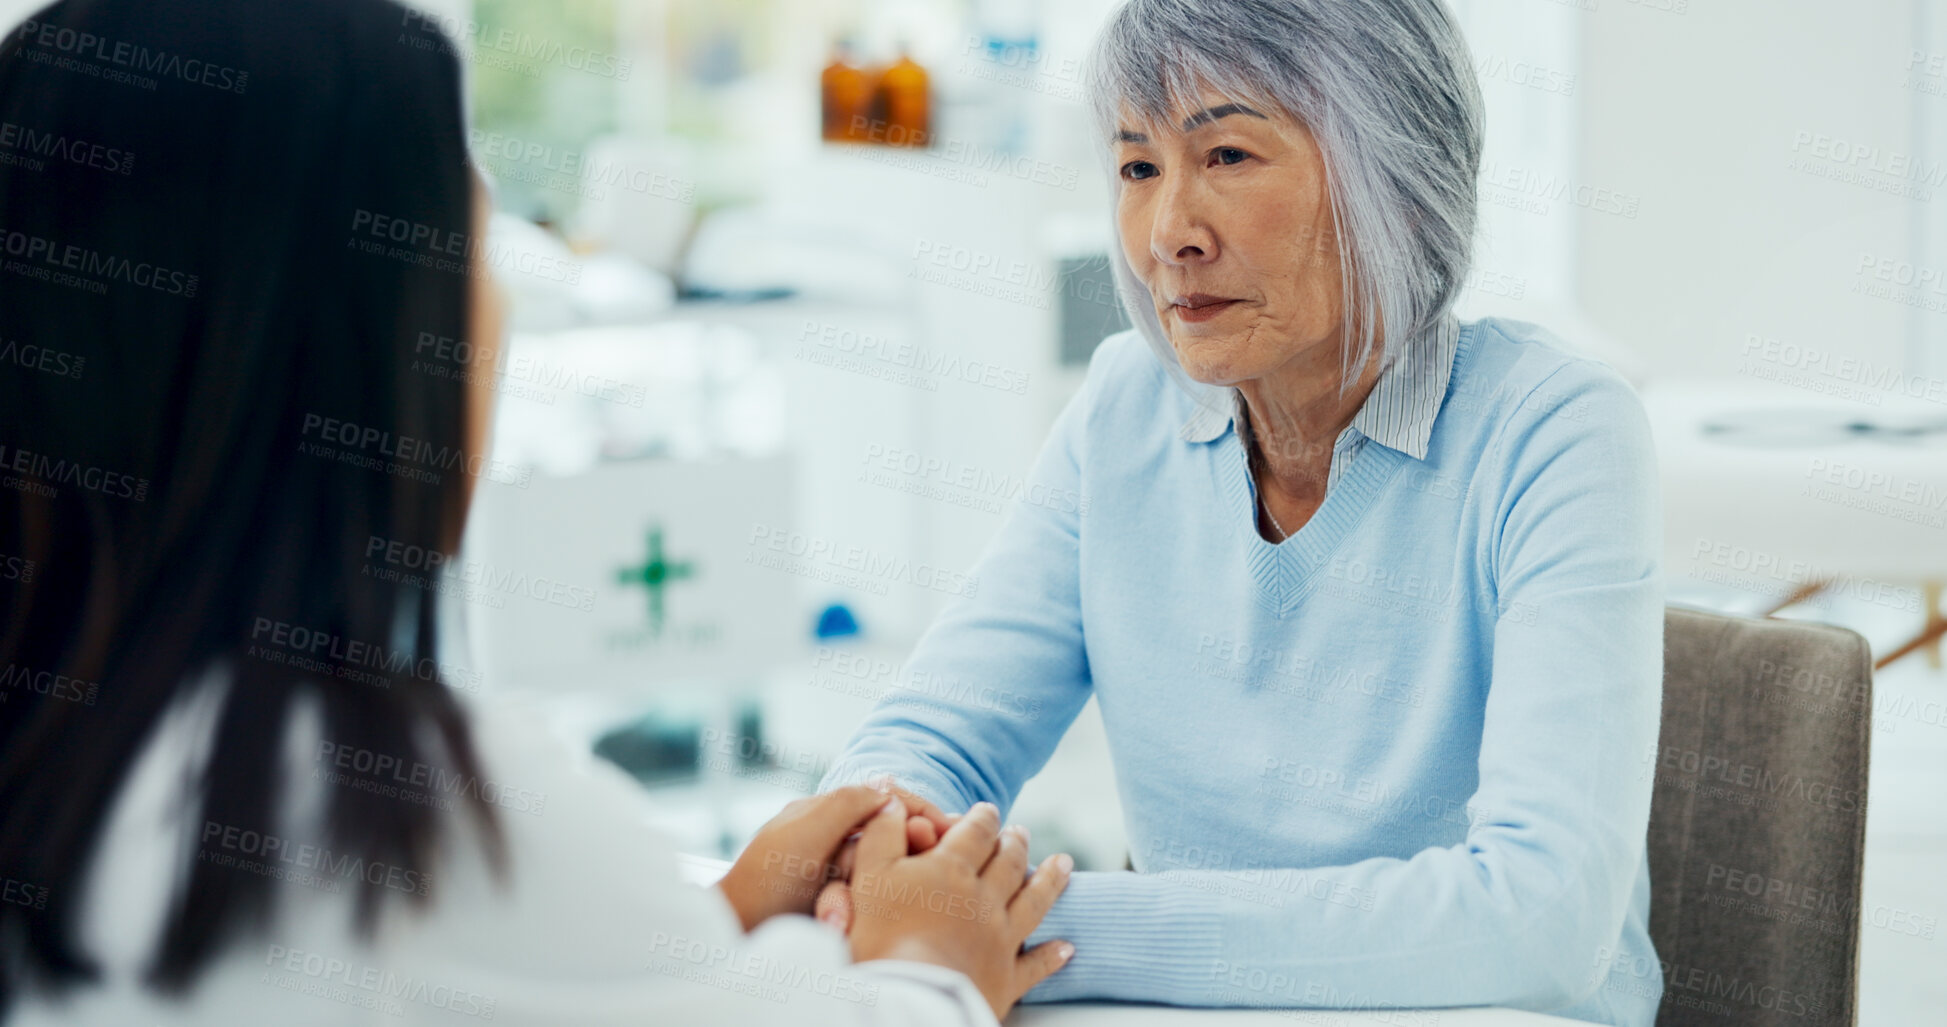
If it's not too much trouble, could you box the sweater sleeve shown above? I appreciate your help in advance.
[817,341,1103,814]
[1017,366,1664,1014]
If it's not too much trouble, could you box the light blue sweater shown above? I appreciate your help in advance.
[820,318,1665,1026]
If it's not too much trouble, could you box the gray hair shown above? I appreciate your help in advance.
[1086,0,1483,405]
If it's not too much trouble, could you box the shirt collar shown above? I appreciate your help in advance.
[1176,318,1461,461]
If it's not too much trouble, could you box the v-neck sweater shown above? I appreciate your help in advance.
[821,316,1665,1027]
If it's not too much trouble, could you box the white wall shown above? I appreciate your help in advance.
[1575,0,1935,382]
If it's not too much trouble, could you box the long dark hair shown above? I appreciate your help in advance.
[0,0,500,1010]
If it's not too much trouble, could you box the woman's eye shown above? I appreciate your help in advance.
[1121,160,1159,181]
[1213,147,1250,166]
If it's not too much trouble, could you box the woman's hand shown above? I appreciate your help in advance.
[848,798,1075,1020]
[717,785,892,931]
[716,783,953,932]
[814,787,960,931]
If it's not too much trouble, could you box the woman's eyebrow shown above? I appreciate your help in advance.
[1113,103,1269,144]
[1180,103,1266,130]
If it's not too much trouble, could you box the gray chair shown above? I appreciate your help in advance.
[1646,605,1874,1026]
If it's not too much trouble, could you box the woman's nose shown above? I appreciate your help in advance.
[1150,181,1217,266]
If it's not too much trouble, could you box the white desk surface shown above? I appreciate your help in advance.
[1009,1004,1583,1026]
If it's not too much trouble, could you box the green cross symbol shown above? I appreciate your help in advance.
[616,525,695,631]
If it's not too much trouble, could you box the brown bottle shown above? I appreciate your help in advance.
[821,40,873,143]
[875,47,929,148]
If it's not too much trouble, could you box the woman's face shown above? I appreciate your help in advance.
[1114,89,1345,387]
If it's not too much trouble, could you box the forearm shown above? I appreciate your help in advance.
[821,347,1105,814]
[1019,848,1606,1011]
[819,711,990,813]
[1019,588,1661,1011]
[815,590,1092,815]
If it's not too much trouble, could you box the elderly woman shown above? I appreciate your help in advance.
[818,0,1662,1024]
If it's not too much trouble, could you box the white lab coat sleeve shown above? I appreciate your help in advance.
[10,687,998,1027]
[354,694,1000,1027]
[738,914,1001,1024]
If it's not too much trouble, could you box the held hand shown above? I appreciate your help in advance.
[717,784,899,932]
[816,788,959,932]
[847,800,1075,1020]
[717,781,957,932]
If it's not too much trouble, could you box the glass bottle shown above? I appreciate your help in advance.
[821,39,872,143]
[875,45,930,148]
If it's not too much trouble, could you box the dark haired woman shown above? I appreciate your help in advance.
[0,0,1071,1022]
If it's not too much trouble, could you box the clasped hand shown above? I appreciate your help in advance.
[717,781,1074,1019]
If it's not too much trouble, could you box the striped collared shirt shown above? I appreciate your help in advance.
[1177,318,1462,491]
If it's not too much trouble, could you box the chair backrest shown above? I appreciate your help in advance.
[1647,605,1873,1026]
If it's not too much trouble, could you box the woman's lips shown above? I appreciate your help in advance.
[1171,297,1241,323]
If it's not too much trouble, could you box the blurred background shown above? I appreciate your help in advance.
[8,0,1940,1019]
